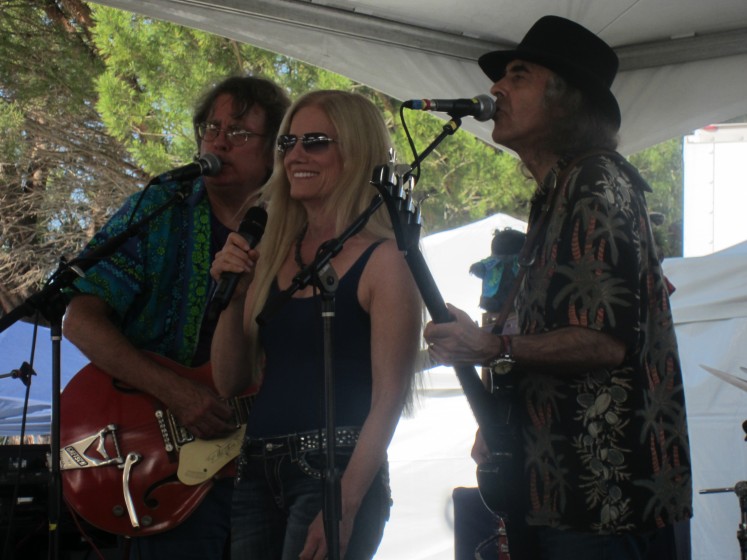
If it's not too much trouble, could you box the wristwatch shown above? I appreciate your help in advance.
[487,334,516,375]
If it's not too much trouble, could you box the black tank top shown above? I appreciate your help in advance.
[249,241,384,437]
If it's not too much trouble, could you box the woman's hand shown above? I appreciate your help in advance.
[299,509,355,560]
[209,231,260,301]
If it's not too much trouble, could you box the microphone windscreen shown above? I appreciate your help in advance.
[201,153,222,177]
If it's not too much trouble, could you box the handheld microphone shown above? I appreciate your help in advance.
[402,94,496,122]
[207,206,268,321]
[153,153,222,184]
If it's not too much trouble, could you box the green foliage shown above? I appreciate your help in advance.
[0,1,137,308]
[629,138,684,256]
[0,101,25,163]
[91,5,242,172]
[0,2,100,112]
[89,6,362,173]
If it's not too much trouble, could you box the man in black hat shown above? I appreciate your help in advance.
[425,15,692,560]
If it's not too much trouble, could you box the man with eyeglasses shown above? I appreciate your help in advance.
[63,76,290,560]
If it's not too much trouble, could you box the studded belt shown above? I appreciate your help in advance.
[240,426,362,480]
[244,426,361,456]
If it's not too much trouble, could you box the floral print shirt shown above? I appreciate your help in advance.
[516,152,692,533]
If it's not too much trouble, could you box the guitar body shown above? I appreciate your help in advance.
[60,354,249,537]
[475,370,523,517]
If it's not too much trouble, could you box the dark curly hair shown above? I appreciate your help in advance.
[192,75,290,154]
[542,73,619,157]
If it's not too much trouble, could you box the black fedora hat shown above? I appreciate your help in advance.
[478,15,621,129]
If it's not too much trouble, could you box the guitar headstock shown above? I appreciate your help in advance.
[370,163,422,253]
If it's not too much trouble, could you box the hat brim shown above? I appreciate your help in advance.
[478,49,621,129]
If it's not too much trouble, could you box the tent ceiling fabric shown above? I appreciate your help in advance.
[92,0,747,153]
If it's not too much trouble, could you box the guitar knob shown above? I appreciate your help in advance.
[141,515,153,527]
[112,505,125,517]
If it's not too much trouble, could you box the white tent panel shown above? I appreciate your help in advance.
[0,321,88,437]
[667,318,747,560]
[382,382,478,559]
[664,242,747,324]
[664,243,747,560]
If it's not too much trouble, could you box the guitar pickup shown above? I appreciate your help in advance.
[60,424,124,470]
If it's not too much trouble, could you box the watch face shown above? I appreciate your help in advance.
[491,358,515,375]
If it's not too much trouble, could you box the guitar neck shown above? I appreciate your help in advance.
[404,249,450,323]
[404,247,508,451]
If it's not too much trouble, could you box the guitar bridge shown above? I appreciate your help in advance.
[60,424,123,470]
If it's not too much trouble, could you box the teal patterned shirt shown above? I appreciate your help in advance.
[70,180,214,366]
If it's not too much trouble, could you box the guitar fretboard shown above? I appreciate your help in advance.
[228,395,254,425]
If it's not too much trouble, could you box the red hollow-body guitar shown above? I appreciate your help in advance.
[60,354,254,537]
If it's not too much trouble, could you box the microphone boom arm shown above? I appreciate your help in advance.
[399,117,462,182]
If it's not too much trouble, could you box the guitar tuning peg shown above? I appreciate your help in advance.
[405,195,417,216]
[413,203,422,225]
[398,165,416,188]
[370,164,398,189]
[413,190,431,207]
[395,163,412,177]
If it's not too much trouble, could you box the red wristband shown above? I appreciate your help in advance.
[500,335,513,359]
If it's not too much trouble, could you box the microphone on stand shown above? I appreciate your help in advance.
[402,94,496,121]
[152,153,222,184]
[207,206,268,321]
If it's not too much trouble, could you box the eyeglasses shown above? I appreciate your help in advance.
[276,133,337,155]
[197,123,265,146]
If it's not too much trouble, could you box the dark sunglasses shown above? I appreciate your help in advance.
[276,133,336,155]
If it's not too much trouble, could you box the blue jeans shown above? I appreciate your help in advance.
[127,476,232,560]
[532,526,657,560]
[231,444,391,560]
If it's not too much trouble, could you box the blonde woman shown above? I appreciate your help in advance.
[210,90,422,560]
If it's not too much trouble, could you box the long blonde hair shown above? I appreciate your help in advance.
[244,90,395,382]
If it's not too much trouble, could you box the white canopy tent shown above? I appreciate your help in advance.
[91,0,747,154]
[663,242,747,560]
